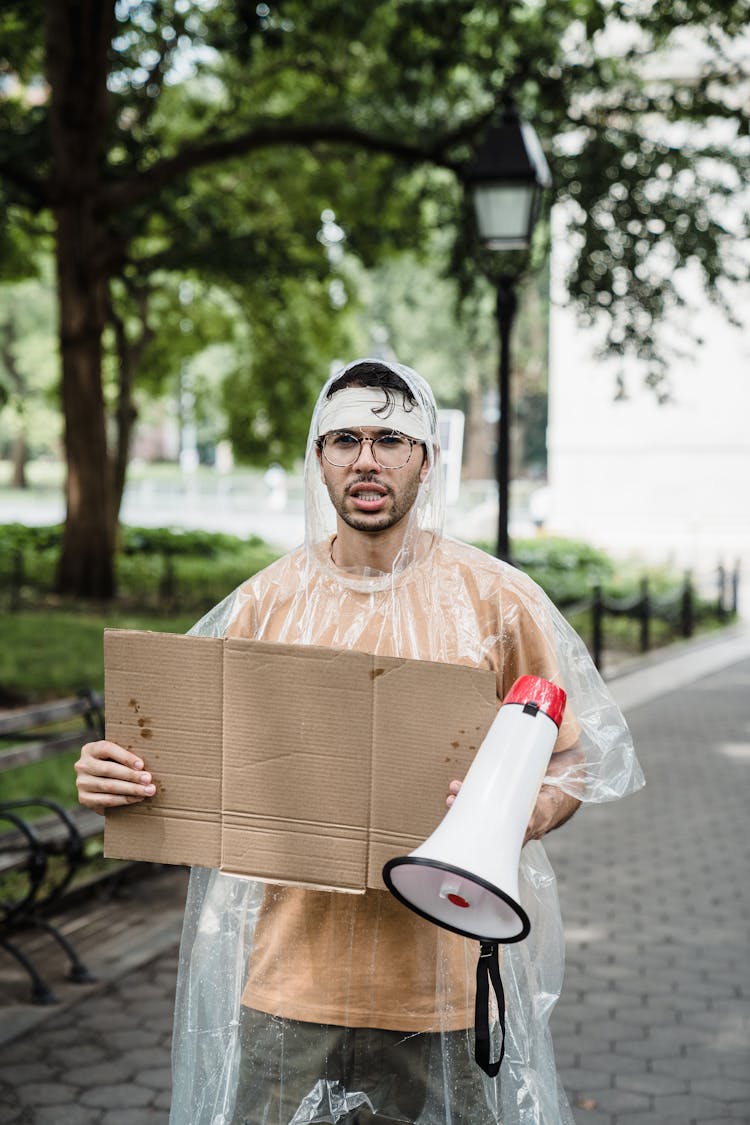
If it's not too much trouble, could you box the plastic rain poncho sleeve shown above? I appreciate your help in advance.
[169,358,644,1125]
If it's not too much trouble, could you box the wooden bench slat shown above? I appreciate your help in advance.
[0,694,103,737]
[0,808,104,874]
[0,732,89,771]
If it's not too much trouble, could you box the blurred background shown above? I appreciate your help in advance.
[1,0,748,700]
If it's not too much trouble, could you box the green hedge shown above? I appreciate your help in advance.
[473,536,615,606]
[0,523,281,612]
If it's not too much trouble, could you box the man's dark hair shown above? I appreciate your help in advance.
[326,361,418,421]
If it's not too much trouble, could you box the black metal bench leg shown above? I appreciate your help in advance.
[0,936,58,1005]
[29,917,98,984]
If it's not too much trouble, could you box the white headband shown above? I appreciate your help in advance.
[316,388,431,443]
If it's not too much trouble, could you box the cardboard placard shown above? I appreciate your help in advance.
[103,630,497,892]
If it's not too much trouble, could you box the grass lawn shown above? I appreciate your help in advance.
[0,608,196,700]
[1,607,197,808]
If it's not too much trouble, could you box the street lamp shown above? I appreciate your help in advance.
[463,102,551,561]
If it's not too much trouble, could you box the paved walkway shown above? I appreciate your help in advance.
[1,625,749,1124]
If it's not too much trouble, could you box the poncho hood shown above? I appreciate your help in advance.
[303,357,445,590]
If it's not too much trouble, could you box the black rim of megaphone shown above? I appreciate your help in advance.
[382,856,531,943]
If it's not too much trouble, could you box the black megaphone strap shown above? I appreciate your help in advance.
[474,941,505,1078]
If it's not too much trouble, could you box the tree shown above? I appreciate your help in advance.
[0,0,747,595]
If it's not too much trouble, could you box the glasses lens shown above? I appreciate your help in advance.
[322,432,413,468]
[323,433,361,466]
[372,434,412,468]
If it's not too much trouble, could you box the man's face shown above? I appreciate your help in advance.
[318,426,428,535]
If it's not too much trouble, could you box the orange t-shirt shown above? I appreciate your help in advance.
[225,538,579,1032]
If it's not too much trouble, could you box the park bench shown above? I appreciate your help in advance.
[0,690,106,1004]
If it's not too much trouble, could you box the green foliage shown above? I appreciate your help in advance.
[474,536,615,606]
[0,522,281,614]
[0,273,60,461]
[1,0,749,486]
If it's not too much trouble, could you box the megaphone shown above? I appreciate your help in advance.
[382,675,566,944]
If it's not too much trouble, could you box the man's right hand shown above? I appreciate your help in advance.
[75,740,156,815]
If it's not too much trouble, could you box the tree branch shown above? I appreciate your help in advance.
[101,122,464,211]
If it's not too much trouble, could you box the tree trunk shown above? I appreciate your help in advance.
[109,288,152,519]
[463,359,494,481]
[55,225,116,597]
[45,0,117,598]
[11,435,27,489]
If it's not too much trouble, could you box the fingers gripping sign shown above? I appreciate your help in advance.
[75,739,156,814]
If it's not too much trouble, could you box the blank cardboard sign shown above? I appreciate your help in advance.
[103,630,497,892]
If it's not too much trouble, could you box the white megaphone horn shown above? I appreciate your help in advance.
[383,675,566,944]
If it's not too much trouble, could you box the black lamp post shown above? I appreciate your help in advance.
[463,102,551,561]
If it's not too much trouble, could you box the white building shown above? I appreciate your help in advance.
[546,232,750,574]
[545,22,750,579]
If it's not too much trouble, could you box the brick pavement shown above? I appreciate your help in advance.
[0,950,177,1124]
[547,649,750,1124]
[1,632,749,1124]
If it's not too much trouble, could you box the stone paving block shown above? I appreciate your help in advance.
[691,1076,750,1101]
[557,1067,613,1093]
[576,1017,648,1044]
[80,1083,154,1110]
[612,1115,697,1125]
[571,1050,644,1076]
[578,1085,650,1114]
[76,1009,142,1033]
[106,1028,163,1051]
[678,978,740,1002]
[605,1006,652,1031]
[721,1059,750,1080]
[115,983,162,1002]
[614,1070,687,1096]
[122,998,175,1021]
[0,1062,55,1084]
[100,1111,167,1125]
[643,1022,716,1047]
[0,1043,33,1066]
[0,1105,22,1124]
[580,990,645,1013]
[566,1111,611,1125]
[614,1035,686,1061]
[117,1047,172,1071]
[50,1044,110,1067]
[139,1068,172,1091]
[33,1105,100,1125]
[642,1092,728,1117]
[66,1061,135,1087]
[26,1027,80,1048]
[16,1081,82,1107]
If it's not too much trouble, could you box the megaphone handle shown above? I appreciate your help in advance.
[474,942,505,1078]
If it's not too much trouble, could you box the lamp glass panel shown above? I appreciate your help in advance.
[473,184,534,245]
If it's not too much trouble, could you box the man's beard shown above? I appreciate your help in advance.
[328,473,420,534]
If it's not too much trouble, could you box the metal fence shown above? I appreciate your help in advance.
[584,563,740,670]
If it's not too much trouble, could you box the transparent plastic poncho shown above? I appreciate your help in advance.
[169,358,644,1125]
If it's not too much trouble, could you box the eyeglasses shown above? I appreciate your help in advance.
[319,430,421,469]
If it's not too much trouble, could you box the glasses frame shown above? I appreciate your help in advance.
[318,430,421,470]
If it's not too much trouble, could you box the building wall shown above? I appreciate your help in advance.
[546,210,750,571]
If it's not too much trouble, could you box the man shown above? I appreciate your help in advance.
[77,358,643,1125]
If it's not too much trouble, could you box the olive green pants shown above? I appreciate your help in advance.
[230,1007,497,1125]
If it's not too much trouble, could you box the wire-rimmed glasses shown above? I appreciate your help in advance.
[319,430,420,469]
